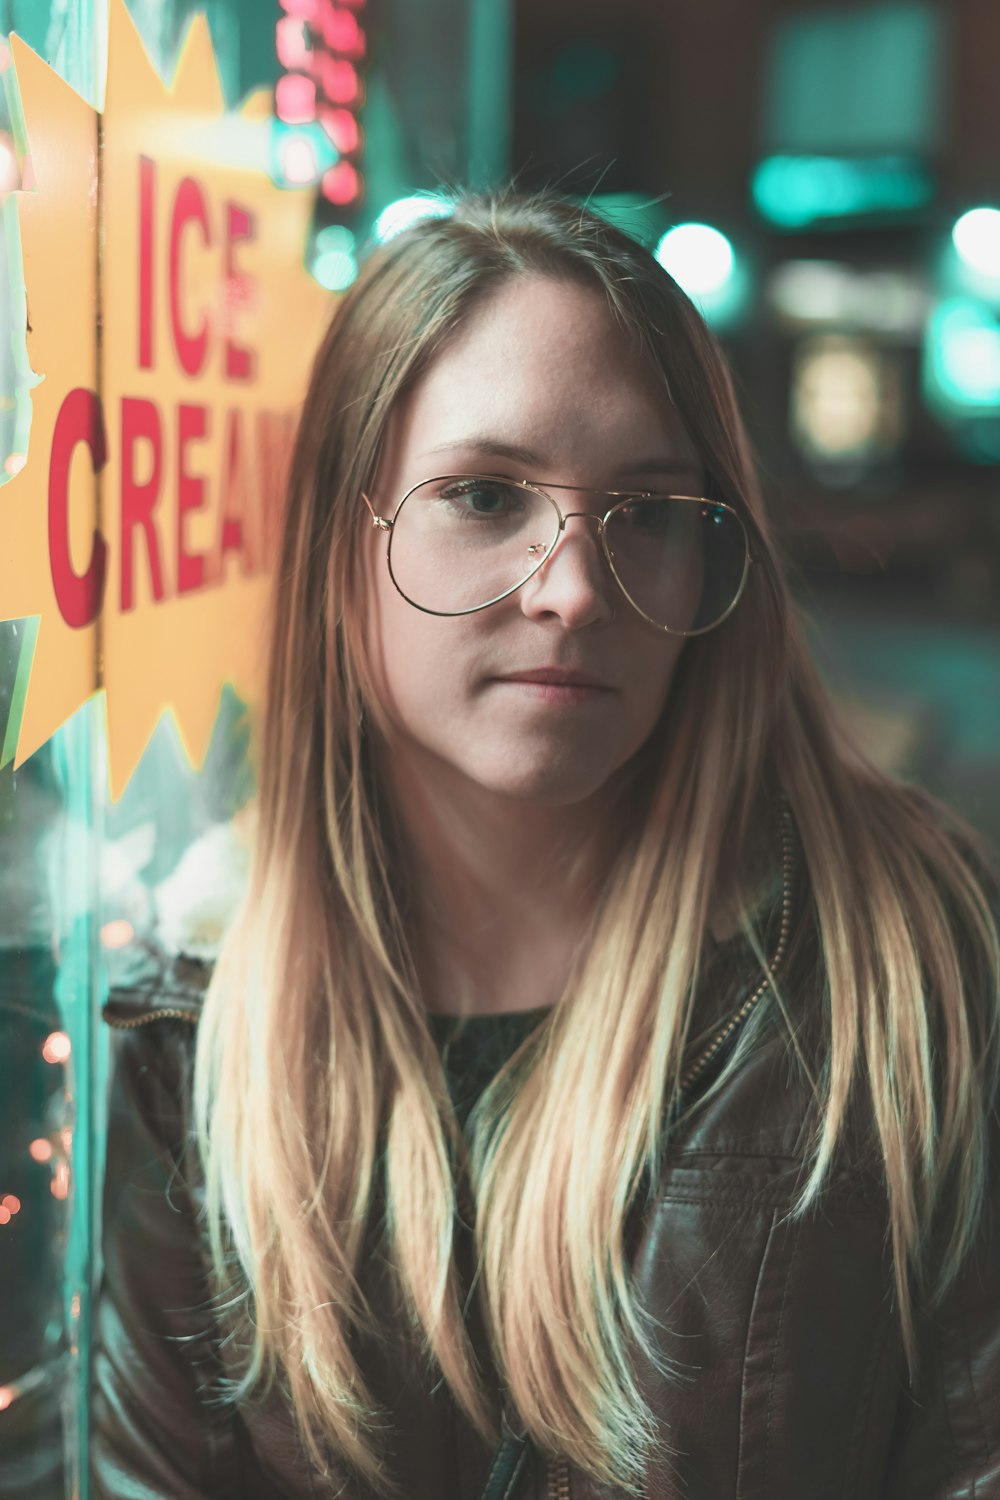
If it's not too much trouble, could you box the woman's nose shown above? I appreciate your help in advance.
[518,514,618,629]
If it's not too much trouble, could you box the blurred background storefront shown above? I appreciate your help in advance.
[0,1,997,1495]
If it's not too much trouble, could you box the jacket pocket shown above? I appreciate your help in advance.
[735,1203,895,1500]
[658,1154,804,1212]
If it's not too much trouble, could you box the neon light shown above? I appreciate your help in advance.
[275,73,316,125]
[318,55,358,105]
[274,0,368,201]
[277,131,321,186]
[275,17,310,71]
[321,9,365,57]
[321,160,361,205]
[320,106,359,154]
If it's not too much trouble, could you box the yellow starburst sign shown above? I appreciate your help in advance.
[1,0,331,799]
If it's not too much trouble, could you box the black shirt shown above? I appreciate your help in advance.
[429,1006,551,1133]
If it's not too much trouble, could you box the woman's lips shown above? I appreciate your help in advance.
[491,668,615,703]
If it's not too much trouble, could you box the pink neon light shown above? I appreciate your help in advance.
[320,106,360,154]
[276,73,317,125]
[275,16,310,71]
[278,0,318,20]
[322,160,361,206]
[318,56,358,105]
[321,9,365,57]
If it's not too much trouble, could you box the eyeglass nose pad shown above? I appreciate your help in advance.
[524,515,612,591]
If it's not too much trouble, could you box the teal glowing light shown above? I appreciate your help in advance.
[373,194,453,243]
[312,227,357,291]
[313,250,356,292]
[752,155,933,229]
[268,120,337,189]
[924,299,1000,415]
[952,208,1000,280]
[316,224,356,257]
[654,224,734,297]
[653,223,745,329]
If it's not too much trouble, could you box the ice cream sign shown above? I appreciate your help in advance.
[0,0,331,797]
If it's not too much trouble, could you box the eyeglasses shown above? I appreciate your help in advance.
[363,474,753,636]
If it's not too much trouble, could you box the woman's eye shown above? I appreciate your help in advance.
[620,499,672,534]
[439,481,521,518]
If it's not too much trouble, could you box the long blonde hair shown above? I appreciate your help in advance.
[193,190,1000,1495]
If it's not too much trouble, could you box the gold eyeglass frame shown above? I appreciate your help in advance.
[362,474,755,638]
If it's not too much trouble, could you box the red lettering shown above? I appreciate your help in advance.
[176,403,209,595]
[138,156,155,369]
[48,388,108,629]
[208,406,250,582]
[120,397,166,611]
[169,177,212,377]
[224,203,256,382]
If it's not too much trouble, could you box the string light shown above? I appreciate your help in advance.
[42,1031,71,1064]
[275,73,316,125]
[274,0,367,208]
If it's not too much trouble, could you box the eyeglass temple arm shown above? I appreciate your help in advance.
[361,492,392,531]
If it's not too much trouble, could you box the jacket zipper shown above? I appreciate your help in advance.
[104,1006,200,1028]
[546,1454,571,1498]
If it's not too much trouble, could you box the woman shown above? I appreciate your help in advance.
[94,191,1000,1500]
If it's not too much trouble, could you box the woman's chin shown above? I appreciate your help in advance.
[466,755,620,809]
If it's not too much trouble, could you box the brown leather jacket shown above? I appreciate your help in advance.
[91,842,1000,1500]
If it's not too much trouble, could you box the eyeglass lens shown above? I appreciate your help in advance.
[387,477,748,632]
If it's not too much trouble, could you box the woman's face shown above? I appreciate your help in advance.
[363,273,705,808]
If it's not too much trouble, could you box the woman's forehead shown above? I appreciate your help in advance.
[379,275,702,491]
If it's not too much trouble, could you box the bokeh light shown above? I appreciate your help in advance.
[320,107,359,154]
[276,130,320,186]
[373,194,453,243]
[926,298,1000,412]
[28,1138,53,1163]
[952,208,1000,280]
[321,160,361,206]
[752,155,932,230]
[101,917,135,949]
[313,224,358,291]
[51,1162,70,1201]
[275,16,309,71]
[321,8,364,55]
[275,73,316,126]
[655,223,735,297]
[42,1031,71,1065]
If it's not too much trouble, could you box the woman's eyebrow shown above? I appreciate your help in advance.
[417,437,543,467]
[417,437,702,485]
